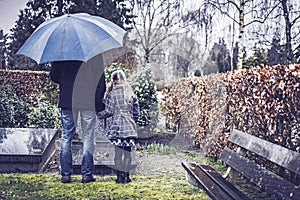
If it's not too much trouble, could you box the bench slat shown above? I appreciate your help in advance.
[229,129,300,176]
[221,147,300,200]
[198,164,251,200]
[182,162,250,200]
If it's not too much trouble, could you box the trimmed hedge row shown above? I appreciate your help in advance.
[0,67,159,130]
[0,70,58,106]
[161,64,300,157]
[0,70,60,128]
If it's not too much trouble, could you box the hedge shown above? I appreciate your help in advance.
[161,64,300,157]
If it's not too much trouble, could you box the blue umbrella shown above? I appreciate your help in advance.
[17,13,126,64]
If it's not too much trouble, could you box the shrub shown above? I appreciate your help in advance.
[0,70,58,106]
[0,88,30,128]
[130,66,159,129]
[27,95,60,129]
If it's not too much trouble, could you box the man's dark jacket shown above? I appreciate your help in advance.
[50,55,106,112]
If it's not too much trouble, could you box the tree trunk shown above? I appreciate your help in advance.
[281,0,293,63]
[237,0,245,70]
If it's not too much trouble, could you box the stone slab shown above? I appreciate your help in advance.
[0,128,59,173]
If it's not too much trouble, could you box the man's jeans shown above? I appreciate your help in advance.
[60,109,96,179]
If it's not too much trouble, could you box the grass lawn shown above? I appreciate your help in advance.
[0,146,214,200]
[0,148,271,200]
[0,172,210,200]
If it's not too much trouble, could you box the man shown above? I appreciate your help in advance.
[50,55,106,183]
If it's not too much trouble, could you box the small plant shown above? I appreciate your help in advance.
[146,143,177,154]
[27,95,60,129]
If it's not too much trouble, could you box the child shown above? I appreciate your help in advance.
[98,69,139,184]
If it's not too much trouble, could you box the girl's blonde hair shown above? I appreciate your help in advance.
[104,70,134,104]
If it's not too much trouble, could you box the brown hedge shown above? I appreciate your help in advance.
[161,64,300,157]
[0,69,58,105]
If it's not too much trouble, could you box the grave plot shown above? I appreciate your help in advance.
[0,128,59,173]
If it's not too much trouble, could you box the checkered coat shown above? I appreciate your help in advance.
[98,85,139,140]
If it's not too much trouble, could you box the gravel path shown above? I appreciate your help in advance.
[132,152,192,176]
[44,138,196,177]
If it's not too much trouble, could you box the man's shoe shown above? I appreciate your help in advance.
[61,177,71,183]
[81,176,96,183]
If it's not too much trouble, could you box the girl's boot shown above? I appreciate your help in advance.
[116,170,124,184]
[124,158,131,183]
[114,159,124,184]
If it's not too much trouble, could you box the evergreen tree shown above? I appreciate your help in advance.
[68,0,133,28]
[267,36,286,66]
[6,0,55,70]
[244,47,267,68]
[129,66,159,130]
[210,38,231,73]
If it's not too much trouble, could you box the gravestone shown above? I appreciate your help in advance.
[72,118,137,175]
[0,128,59,173]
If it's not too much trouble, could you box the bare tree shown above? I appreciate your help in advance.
[127,0,182,65]
[207,0,279,69]
[177,0,218,75]
[168,32,206,77]
[253,0,300,64]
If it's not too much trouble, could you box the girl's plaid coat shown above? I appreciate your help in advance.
[98,85,139,139]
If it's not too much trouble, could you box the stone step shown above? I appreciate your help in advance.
[72,140,137,175]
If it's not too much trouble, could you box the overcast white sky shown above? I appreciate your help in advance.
[0,0,28,33]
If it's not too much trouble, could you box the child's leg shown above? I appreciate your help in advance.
[123,146,132,183]
[114,146,124,183]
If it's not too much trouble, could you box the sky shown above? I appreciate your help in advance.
[0,0,28,34]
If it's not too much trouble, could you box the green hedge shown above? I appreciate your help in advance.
[0,88,30,128]
[0,70,59,128]
[0,67,159,130]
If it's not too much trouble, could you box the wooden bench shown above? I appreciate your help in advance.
[182,129,300,200]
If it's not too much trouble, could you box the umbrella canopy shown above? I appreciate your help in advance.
[17,13,126,64]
